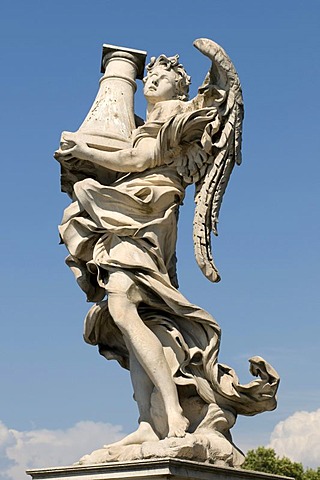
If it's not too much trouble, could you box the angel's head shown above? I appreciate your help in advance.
[143,54,191,104]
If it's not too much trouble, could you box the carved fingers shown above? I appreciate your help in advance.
[54,132,91,163]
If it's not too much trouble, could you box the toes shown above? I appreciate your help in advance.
[168,428,187,438]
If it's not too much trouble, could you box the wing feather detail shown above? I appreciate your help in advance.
[192,39,244,282]
[155,38,244,282]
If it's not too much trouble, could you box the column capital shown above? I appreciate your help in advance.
[101,44,147,79]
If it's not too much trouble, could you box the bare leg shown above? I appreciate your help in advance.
[129,346,155,426]
[104,349,159,448]
[107,272,189,438]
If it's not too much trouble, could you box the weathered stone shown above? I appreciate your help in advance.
[27,458,292,480]
[53,38,279,468]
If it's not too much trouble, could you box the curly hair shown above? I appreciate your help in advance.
[144,54,191,101]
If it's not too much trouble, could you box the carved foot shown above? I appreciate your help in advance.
[167,412,190,438]
[104,421,159,450]
[76,448,113,465]
[75,430,244,467]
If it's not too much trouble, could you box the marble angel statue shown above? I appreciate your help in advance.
[55,38,279,466]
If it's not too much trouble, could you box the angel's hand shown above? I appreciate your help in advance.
[54,133,92,163]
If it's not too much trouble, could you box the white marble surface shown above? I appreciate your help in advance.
[54,39,279,467]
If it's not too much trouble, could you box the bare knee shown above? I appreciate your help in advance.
[108,292,136,331]
[106,271,142,301]
[106,270,144,332]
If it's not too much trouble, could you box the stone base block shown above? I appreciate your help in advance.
[27,458,293,480]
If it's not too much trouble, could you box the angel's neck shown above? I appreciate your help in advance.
[146,101,155,119]
[146,99,185,122]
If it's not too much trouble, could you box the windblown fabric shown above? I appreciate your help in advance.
[59,119,279,418]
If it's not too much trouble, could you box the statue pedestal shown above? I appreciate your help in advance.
[26,458,292,480]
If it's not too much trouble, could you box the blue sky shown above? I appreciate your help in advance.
[0,1,319,478]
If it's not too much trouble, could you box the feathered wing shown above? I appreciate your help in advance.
[192,39,244,282]
[157,38,244,282]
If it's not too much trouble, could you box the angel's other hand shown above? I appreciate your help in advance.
[54,139,91,162]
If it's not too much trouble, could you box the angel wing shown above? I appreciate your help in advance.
[156,38,244,282]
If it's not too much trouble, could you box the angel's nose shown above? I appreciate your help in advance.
[151,78,159,86]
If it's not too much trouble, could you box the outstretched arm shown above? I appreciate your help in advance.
[55,132,157,173]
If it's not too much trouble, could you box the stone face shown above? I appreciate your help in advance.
[54,38,280,468]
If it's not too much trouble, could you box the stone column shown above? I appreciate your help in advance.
[76,44,147,151]
[59,44,147,196]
